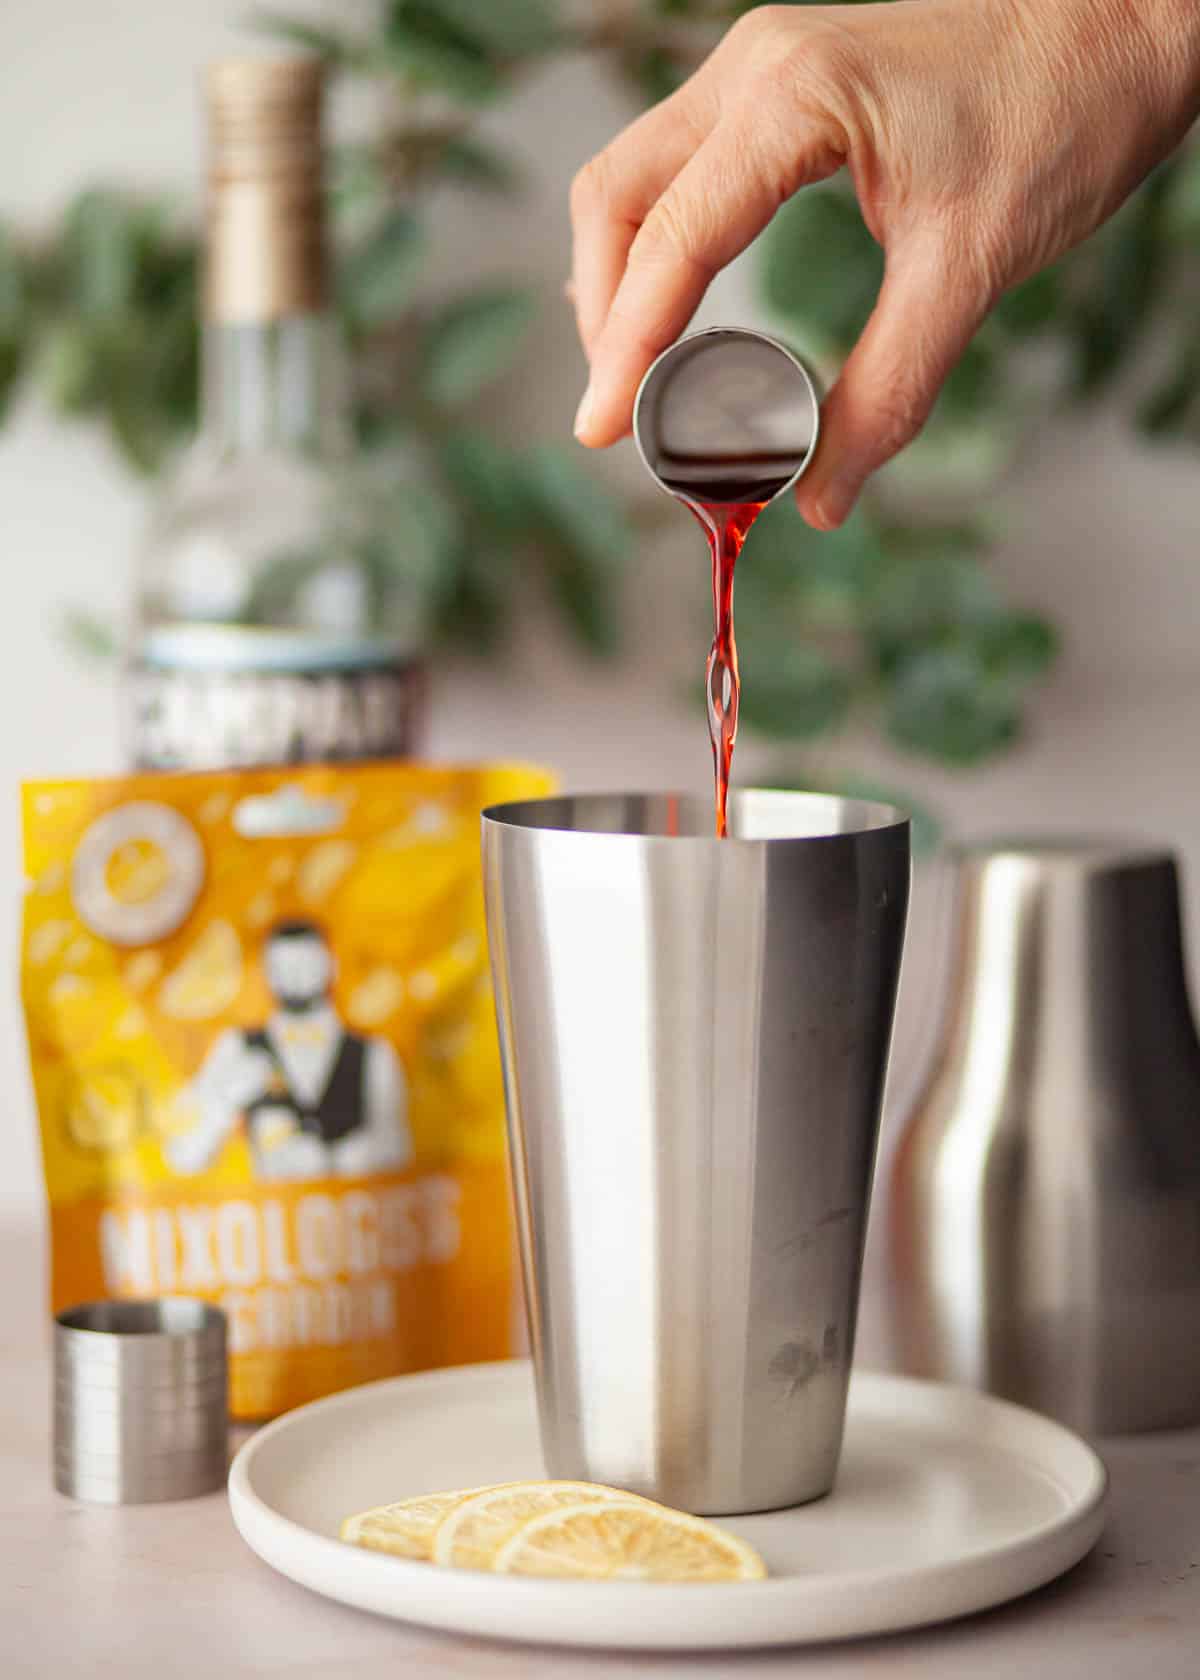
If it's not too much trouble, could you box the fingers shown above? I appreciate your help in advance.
[795,239,992,529]
[575,117,841,446]
[569,83,719,361]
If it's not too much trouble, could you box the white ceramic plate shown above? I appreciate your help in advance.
[229,1360,1106,1651]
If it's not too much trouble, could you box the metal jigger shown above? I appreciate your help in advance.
[484,791,909,1514]
[889,840,1200,1435]
[54,1299,229,1504]
[633,326,820,506]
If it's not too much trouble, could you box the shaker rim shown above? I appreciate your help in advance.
[951,834,1173,872]
[482,788,909,844]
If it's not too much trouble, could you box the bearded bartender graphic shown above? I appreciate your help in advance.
[168,921,412,1181]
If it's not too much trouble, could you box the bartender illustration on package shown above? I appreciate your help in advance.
[168,920,413,1181]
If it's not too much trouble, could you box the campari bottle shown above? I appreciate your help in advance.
[127,58,427,770]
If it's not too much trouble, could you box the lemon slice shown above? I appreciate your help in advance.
[105,836,172,905]
[492,1500,767,1583]
[348,966,405,1028]
[158,919,243,1020]
[298,838,357,903]
[341,1486,506,1560]
[71,801,204,945]
[432,1480,657,1571]
[63,1066,143,1153]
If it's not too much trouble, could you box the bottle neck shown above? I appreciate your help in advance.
[200,313,348,457]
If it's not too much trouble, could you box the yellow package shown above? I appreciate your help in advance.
[21,760,552,1417]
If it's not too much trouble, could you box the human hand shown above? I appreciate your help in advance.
[569,0,1200,527]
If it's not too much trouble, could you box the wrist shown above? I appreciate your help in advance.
[1021,0,1200,123]
[990,0,1200,190]
[1114,0,1200,119]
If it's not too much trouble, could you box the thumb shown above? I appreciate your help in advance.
[796,238,991,530]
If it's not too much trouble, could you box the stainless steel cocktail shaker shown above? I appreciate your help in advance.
[484,791,910,1514]
[890,840,1200,1434]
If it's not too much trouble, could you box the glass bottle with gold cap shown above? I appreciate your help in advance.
[127,58,429,770]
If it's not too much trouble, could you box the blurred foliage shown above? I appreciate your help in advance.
[2,0,1197,781]
[745,33,1200,772]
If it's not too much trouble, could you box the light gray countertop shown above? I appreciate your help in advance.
[3,1214,1198,1679]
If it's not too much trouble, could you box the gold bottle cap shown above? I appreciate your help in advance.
[204,57,327,324]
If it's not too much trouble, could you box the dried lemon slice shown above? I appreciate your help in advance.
[341,1486,508,1561]
[298,839,356,903]
[124,950,162,991]
[28,920,72,965]
[62,1066,143,1153]
[104,836,171,905]
[432,1480,657,1572]
[493,1500,767,1583]
[71,801,204,945]
[348,966,405,1028]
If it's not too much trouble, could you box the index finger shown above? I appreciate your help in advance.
[576,116,840,446]
[570,81,719,359]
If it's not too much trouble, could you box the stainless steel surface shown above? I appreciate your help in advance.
[483,790,909,1514]
[53,1298,228,1503]
[889,840,1200,1434]
[633,328,819,506]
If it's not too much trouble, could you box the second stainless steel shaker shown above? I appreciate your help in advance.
[484,791,910,1514]
[890,839,1200,1435]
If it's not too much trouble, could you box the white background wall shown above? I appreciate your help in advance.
[3,1,1199,1214]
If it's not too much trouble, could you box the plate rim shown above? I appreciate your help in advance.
[228,1359,1108,1650]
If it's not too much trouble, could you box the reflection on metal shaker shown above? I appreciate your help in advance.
[484,791,909,1514]
[889,840,1200,1434]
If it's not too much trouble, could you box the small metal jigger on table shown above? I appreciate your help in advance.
[54,1299,228,1504]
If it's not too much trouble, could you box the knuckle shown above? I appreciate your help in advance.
[723,14,865,155]
[629,193,719,280]
[724,5,781,52]
[631,196,695,264]
[569,153,612,220]
[761,28,857,106]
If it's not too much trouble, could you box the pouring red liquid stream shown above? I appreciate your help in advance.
[691,499,766,838]
[653,427,806,836]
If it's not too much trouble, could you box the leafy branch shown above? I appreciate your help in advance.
[5,0,1198,791]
